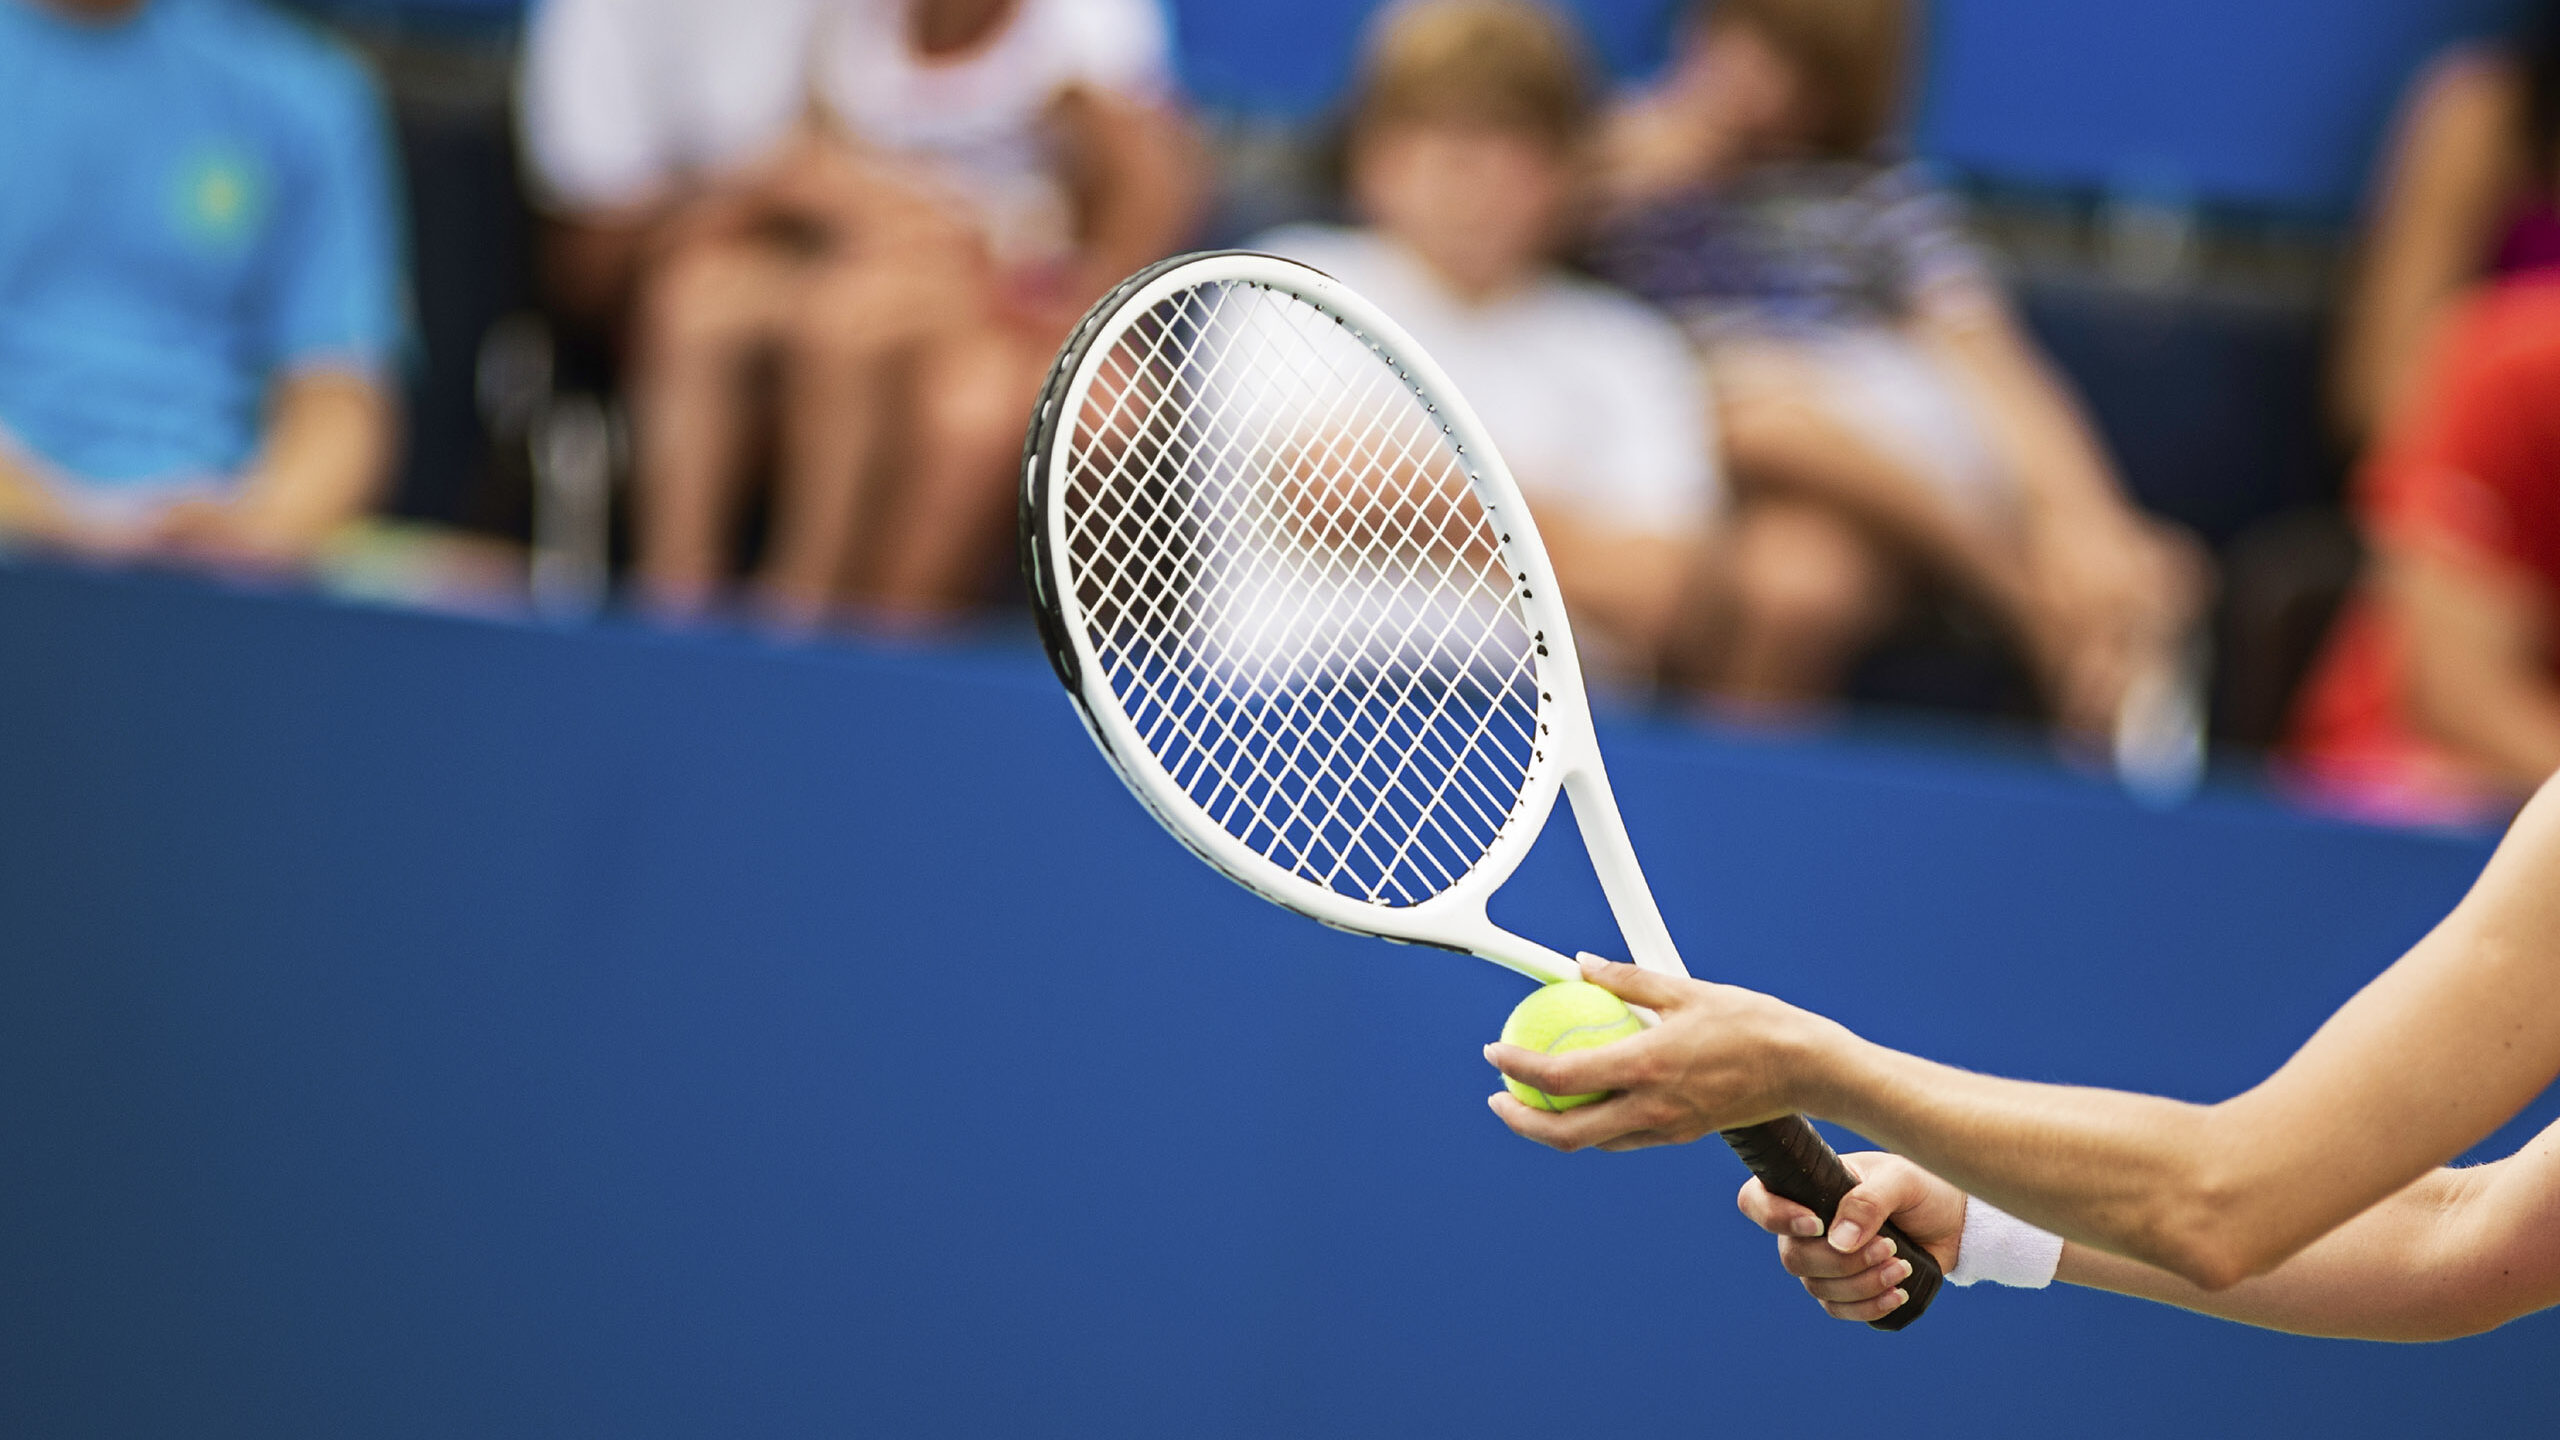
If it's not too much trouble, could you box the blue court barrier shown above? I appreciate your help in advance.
[3,559,2555,1437]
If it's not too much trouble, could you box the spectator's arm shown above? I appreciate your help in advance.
[2334,53,2523,442]
[0,451,91,551]
[1914,288,2134,534]
[145,370,392,568]
[208,37,403,566]
[545,207,660,335]
[1055,86,1204,307]
[519,0,676,331]
[2379,532,2560,793]
[1916,290,2204,732]
[230,369,394,555]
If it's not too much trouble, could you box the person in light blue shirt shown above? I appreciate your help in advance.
[0,0,403,571]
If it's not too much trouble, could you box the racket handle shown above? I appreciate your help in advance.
[1722,1116,1944,1331]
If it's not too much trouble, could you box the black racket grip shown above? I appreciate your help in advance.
[1722,1116,1943,1331]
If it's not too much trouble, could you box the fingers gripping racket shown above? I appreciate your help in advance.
[1020,251,1942,1330]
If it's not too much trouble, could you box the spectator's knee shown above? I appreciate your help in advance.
[1728,502,1893,657]
[787,267,951,378]
[918,341,1035,455]
[634,246,782,367]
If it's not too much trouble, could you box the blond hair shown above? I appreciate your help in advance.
[1700,0,1914,157]
[1348,0,1596,151]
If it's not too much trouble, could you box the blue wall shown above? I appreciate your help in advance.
[3,559,2556,1436]
[1917,0,2517,214]
[1173,0,2521,214]
[308,0,2522,213]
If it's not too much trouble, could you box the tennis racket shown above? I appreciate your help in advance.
[1019,250,1942,1330]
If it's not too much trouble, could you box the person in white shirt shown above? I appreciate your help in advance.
[520,0,1202,628]
[1254,0,1725,682]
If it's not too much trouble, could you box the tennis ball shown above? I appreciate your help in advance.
[1499,980,1642,1112]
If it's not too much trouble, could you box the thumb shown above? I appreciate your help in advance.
[1576,952,1689,1012]
[1824,1161,1934,1253]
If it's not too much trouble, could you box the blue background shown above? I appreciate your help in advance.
[1174,0,2523,214]
[298,0,2524,213]
[4,558,2556,1436]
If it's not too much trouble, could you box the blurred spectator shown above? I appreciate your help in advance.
[1253,0,1722,681]
[2289,277,2560,827]
[520,0,1203,630]
[1586,0,2201,735]
[2334,1,2560,444]
[0,0,401,574]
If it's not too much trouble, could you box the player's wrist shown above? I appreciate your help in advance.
[1947,1196,2064,1288]
[1766,1007,1866,1121]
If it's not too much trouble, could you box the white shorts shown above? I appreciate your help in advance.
[1704,326,2015,531]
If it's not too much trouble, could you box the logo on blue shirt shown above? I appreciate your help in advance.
[174,148,263,248]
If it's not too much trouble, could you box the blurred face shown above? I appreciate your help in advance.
[1350,121,1572,302]
[1686,18,1820,156]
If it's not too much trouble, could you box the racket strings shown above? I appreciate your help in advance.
[1110,288,1544,883]
[1059,278,1544,907]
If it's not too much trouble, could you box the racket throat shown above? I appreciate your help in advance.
[1559,766,1691,982]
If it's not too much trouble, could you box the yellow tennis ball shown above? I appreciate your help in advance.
[1499,979,1642,1112]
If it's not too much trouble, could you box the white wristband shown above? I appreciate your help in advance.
[1947,1197,2064,1289]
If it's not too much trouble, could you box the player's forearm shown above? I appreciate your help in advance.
[1798,793,2560,1289]
[1792,1037,2276,1287]
[235,370,392,556]
[2055,1168,2495,1340]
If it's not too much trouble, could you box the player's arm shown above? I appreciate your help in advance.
[1742,1128,2560,1338]
[1488,772,2560,1291]
[2376,532,2560,793]
[2062,1125,2560,1338]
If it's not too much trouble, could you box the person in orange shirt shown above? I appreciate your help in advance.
[2288,276,2560,826]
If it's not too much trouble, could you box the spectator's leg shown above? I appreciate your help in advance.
[866,329,1046,622]
[766,263,971,627]
[629,241,798,616]
[1715,495,1901,712]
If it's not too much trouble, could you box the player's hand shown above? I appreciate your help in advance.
[1737,1150,1967,1324]
[1482,954,1844,1152]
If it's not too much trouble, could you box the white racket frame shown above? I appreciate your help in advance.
[1032,252,1691,990]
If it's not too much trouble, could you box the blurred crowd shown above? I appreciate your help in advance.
[2,0,2558,827]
